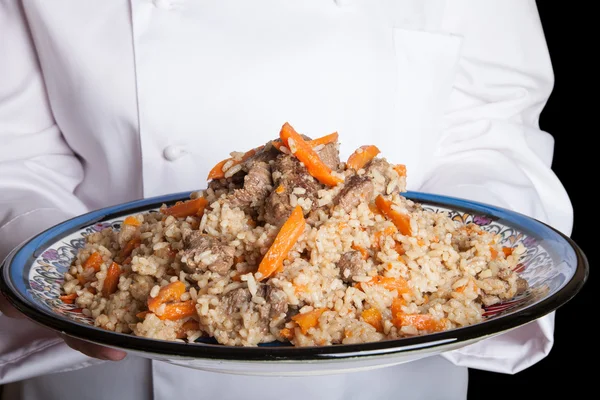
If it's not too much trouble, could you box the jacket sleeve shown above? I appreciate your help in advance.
[0,1,103,384]
[422,0,574,373]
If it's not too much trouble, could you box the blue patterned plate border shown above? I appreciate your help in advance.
[0,191,589,361]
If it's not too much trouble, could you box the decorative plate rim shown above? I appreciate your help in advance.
[0,191,589,361]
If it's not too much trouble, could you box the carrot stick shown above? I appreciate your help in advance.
[272,132,339,152]
[256,206,305,281]
[148,281,186,312]
[502,247,514,257]
[123,216,141,226]
[83,252,103,272]
[158,300,196,321]
[207,146,264,180]
[392,314,445,332]
[161,197,209,219]
[361,308,383,332]
[60,293,78,304]
[375,195,412,236]
[291,307,327,334]
[279,122,343,186]
[346,145,381,170]
[102,262,121,298]
[393,164,407,177]
[359,276,410,296]
[308,132,338,147]
[121,237,141,258]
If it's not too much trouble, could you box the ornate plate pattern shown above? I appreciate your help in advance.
[0,191,588,370]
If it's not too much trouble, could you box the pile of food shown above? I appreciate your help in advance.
[60,122,528,347]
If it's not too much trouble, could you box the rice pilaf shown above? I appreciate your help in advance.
[60,123,528,347]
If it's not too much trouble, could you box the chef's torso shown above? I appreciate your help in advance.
[24,0,462,206]
[12,1,467,398]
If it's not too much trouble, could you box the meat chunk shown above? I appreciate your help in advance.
[180,232,235,275]
[229,161,272,210]
[223,288,252,314]
[316,142,340,171]
[337,251,369,283]
[242,144,280,172]
[266,286,288,318]
[365,158,402,194]
[334,175,374,213]
[264,154,322,225]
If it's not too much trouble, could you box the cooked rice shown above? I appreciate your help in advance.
[61,130,527,347]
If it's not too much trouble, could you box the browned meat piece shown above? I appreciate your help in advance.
[365,157,402,194]
[365,158,391,177]
[180,232,235,275]
[266,286,288,318]
[254,284,289,326]
[264,154,322,225]
[516,277,529,295]
[207,170,246,194]
[334,175,374,213]
[337,251,368,283]
[242,144,280,172]
[316,142,340,171]
[229,161,272,209]
[223,288,252,314]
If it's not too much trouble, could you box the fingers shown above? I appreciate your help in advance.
[60,334,127,361]
[0,292,25,318]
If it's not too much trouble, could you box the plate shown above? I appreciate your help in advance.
[0,191,588,376]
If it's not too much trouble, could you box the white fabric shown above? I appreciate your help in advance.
[0,0,573,399]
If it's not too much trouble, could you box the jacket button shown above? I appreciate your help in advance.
[163,145,187,161]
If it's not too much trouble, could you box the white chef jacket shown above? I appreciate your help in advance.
[0,1,574,399]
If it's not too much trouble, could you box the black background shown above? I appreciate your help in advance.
[467,2,593,398]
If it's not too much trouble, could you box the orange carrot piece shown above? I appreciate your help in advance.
[207,159,230,180]
[121,237,141,259]
[291,307,327,334]
[280,327,295,340]
[83,251,103,272]
[279,122,343,186]
[157,300,196,321]
[77,274,88,285]
[361,308,383,332]
[391,297,405,317]
[136,311,149,319]
[275,184,285,194]
[360,276,410,296]
[375,195,412,236]
[177,320,200,338]
[308,132,339,147]
[394,242,406,256]
[123,216,141,226]
[148,281,186,312]
[393,164,407,177]
[502,247,514,257]
[490,247,498,260]
[272,133,338,152]
[346,145,381,171]
[257,205,305,281]
[207,146,264,180]
[351,243,369,260]
[162,197,209,219]
[60,293,77,304]
[102,262,121,298]
[393,314,445,332]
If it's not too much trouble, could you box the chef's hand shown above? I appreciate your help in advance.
[0,292,126,361]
